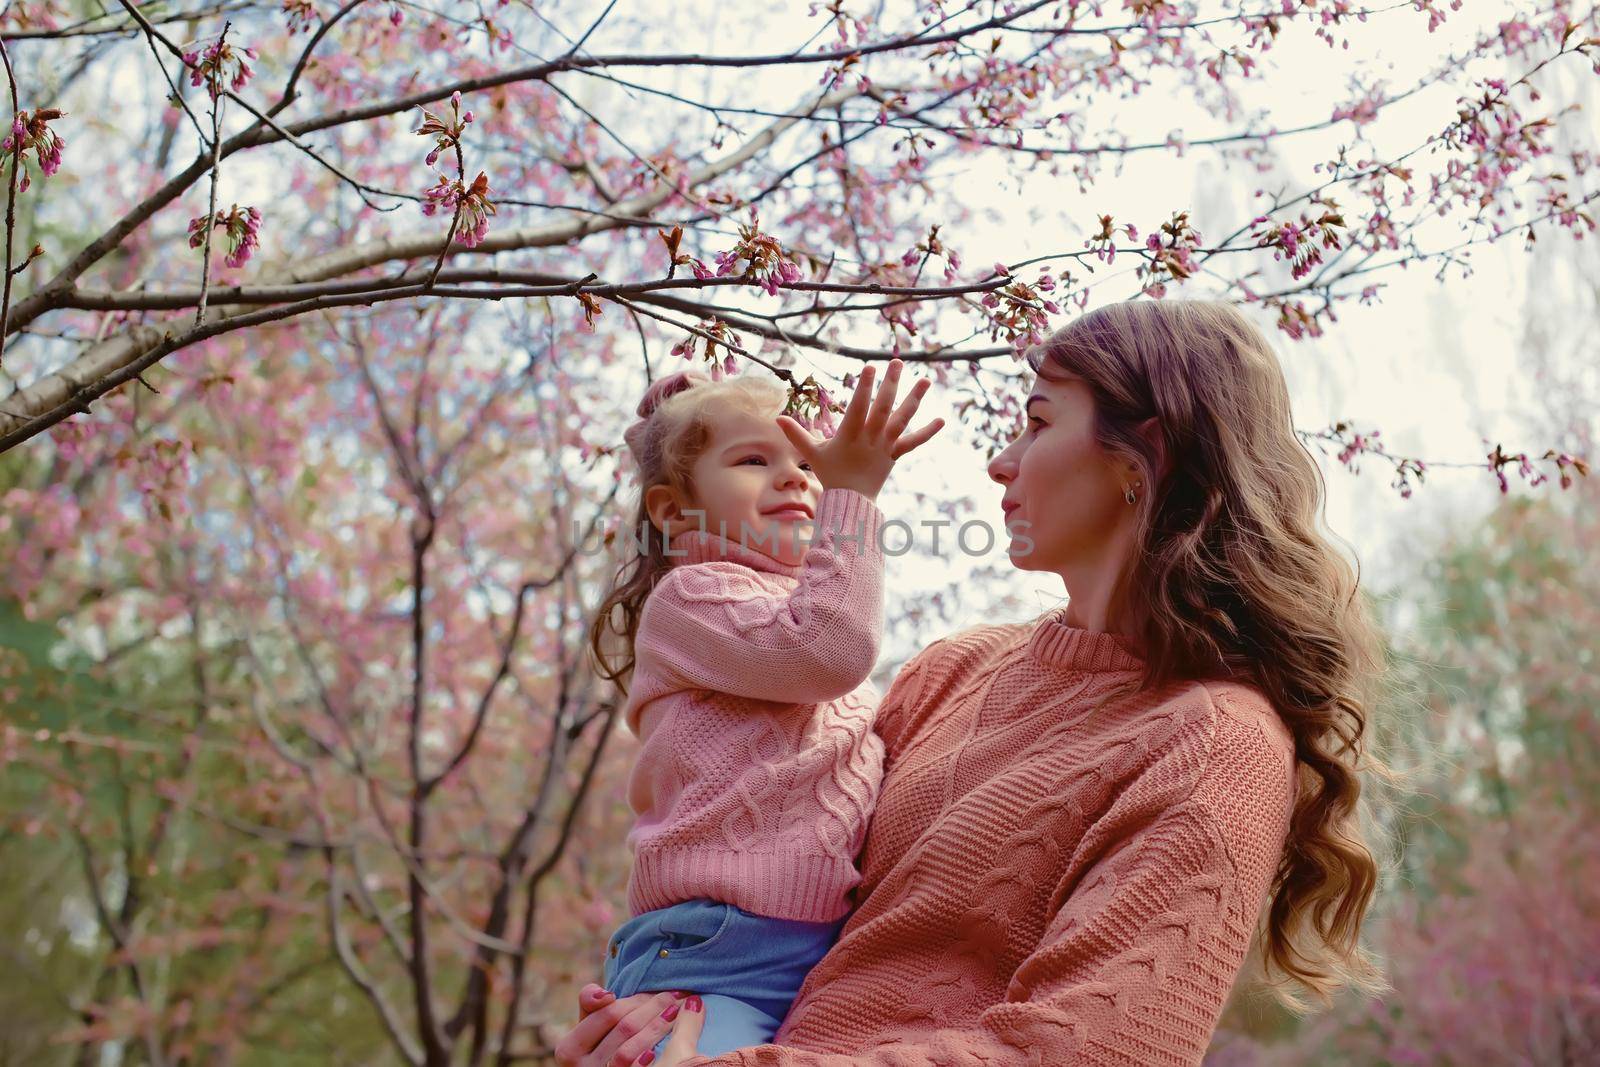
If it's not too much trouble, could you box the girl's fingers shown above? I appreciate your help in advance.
[882,377,930,441]
[837,364,875,438]
[774,416,822,463]
[655,995,707,1066]
[889,418,945,460]
[863,359,903,437]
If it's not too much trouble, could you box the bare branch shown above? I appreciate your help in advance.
[324,853,426,1066]
[0,37,20,361]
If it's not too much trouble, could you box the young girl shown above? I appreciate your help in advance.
[586,358,943,1062]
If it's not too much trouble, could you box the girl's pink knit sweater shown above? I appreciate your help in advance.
[621,487,885,924]
[683,611,1298,1067]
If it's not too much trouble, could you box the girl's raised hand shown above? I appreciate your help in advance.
[775,358,945,501]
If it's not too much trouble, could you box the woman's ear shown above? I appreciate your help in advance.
[645,483,687,537]
[1137,416,1169,483]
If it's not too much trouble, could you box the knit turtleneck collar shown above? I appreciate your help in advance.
[1026,605,1146,673]
[667,527,804,579]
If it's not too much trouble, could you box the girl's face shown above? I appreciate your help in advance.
[986,371,1144,585]
[646,406,822,567]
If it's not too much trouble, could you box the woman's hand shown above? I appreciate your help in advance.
[777,358,945,502]
[652,990,707,1066]
[553,984,707,1067]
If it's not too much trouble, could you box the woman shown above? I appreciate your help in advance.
[558,300,1386,1067]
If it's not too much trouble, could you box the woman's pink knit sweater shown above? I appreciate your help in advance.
[621,487,885,924]
[684,610,1298,1067]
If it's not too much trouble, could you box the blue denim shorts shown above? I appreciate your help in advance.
[601,898,844,1059]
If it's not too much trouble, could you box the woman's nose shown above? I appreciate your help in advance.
[988,443,1017,485]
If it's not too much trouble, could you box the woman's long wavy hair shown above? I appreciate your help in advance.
[587,373,790,697]
[1031,300,1388,1008]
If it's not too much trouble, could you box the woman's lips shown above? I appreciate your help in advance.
[763,506,812,520]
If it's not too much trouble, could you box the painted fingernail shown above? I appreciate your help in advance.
[687,995,704,1013]
[637,1053,656,1066]
[661,1003,681,1021]
[672,989,691,999]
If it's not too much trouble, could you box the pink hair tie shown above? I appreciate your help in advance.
[623,369,709,464]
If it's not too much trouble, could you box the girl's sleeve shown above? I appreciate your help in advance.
[682,706,1296,1067]
[635,487,884,705]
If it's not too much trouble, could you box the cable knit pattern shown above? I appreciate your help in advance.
[684,605,1297,1067]
[623,487,886,923]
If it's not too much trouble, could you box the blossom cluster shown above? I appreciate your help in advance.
[900,224,962,281]
[1487,443,1590,493]
[183,37,256,100]
[1303,421,1429,498]
[1137,211,1203,297]
[1251,198,1347,280]
[1085,214,1141,266]
[3,108,65,192]
[980,265,1061,351]
[420,170,496,248]
[415,91,475,168]
[783,373,841,435]
[282,0,317,34]
[692,213,802,295]
[669,316,741,373]
[187,203,262,268]
[416,93,496,247]
[1264,295,1331,340]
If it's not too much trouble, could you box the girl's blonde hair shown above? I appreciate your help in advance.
[1030,299,1388,1008]
[588,370,790,695]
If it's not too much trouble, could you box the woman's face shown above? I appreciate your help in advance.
[647,406,822,567]
[987,370,1143,584]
